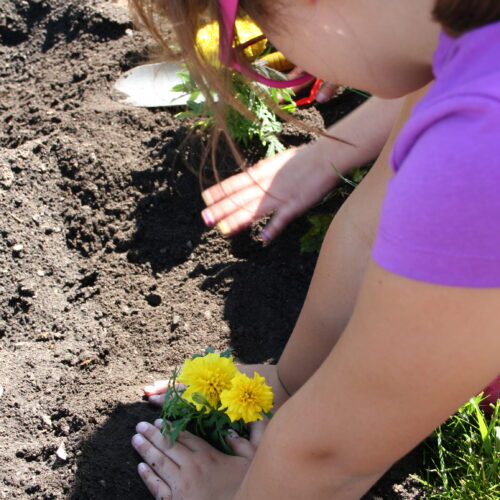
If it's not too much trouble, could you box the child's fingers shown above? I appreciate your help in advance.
[202,168,261,206]
[144,379,169,396]
[248,420,268,448]
[154,419,216,453]
[225,429,256,459]
[261,203,303,242]
[214,198,301,240]
[202,184,278,229]
[214,201,267,237]
[316,82,339,103]
[148,394,166,406]
[144,380,187,407]
[133,422,191,467]
[137,462,172,500]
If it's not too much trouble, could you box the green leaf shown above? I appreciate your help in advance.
[171,83,187,93]
[300,214,335,253]
[174,111,198,120]
[331,164,359,188]
[471,397,491,454]
[191,392,214,411]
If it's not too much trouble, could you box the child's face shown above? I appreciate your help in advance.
[257,0,440,98]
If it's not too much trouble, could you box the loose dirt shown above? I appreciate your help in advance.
[1,1,424,498]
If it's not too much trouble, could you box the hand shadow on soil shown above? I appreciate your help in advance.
[70,400,159,500]
[191,221,320,364]
[123,130,209,274]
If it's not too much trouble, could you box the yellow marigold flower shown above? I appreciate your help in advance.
[177,353,238,410]
[220,372,274,423]
[196,18,267,67]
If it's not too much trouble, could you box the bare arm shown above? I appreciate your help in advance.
[314,95,403,175]
[235,261,500,499]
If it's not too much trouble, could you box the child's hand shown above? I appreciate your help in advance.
[132,419,256,500]
[201,144,339,241]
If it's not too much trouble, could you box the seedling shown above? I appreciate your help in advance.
[172,69,296,158]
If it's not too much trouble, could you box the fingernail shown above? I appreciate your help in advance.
[149,395,161,403]
[144,385,155,394]
[316,91,328,103]
[138,462,148,473]
[261,230,271,242]
[227,429,239,439]
[217,221,231,236]
[132,434,145,446]
[201,191,213,205]
[154,419,163,427]
[201,210,214,227]
[136,422,148,433]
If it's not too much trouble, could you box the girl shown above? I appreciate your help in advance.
[130,0,500,498]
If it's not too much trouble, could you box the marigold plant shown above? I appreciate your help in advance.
[161,347,274,454]
[220,372,273,423]
[177,352,238,410]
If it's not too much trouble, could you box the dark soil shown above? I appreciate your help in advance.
[0,1,425,498]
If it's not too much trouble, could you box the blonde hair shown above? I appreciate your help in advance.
[129,0,290,176]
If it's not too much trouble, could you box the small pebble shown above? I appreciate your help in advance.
[13,244,24,253]
[0,384,3,398]
[36,270,45,277]
[55,442,67,461]
[41,414,52,427]
[18,281,35,297]
[0,166,14,189]
[172,314,180,326]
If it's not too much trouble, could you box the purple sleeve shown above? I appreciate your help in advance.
[372,98,500,287]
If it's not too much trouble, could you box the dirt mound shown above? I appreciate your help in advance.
[0,1,422,498]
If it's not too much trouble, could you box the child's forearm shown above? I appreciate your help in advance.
[275,89,426,398]
[237,252,500,499]
[315,95,403,176]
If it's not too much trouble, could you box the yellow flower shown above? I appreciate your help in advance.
[220,372,274,423]
[177,353,238,410]
[196,18,267,67]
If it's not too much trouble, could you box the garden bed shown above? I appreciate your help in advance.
[0,0,424,497]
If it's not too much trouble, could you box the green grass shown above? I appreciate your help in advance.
[415,395,500,499]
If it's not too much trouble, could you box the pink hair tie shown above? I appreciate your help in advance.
[218,0,313,88]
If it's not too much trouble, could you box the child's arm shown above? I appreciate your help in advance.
[201,96,403,240]
[234,261,500,499]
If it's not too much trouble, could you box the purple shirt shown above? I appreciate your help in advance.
[372,22,500,287]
